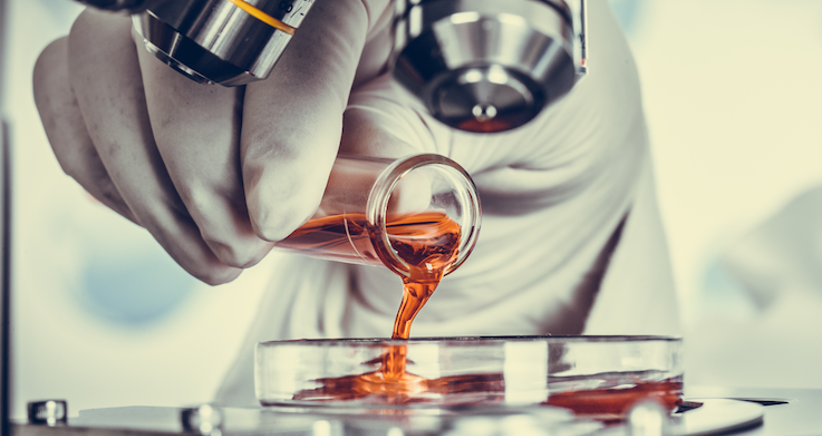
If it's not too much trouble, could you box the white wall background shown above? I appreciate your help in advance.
[625,0,822,390]
[3,0,822,420]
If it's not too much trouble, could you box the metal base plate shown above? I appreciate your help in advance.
[10,398,765,436]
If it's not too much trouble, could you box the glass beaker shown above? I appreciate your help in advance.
[274,153,481,278]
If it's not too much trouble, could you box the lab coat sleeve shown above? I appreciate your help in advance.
[583,161,682,336]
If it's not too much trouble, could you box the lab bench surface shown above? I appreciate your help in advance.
[10,387,822,436]
[685,386,822,435]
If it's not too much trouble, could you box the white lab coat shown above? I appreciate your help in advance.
[215,0,681,406]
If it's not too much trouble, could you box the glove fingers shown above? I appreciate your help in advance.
[240,0,377,242]
[134,31,273,269]
[67,9,241,284]
[33,36,137,223]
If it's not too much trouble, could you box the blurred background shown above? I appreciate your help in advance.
[2,0,822,420]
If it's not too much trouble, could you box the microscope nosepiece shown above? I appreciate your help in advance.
[392,0,586,133]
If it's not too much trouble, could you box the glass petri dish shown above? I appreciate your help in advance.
[255,335,683,420]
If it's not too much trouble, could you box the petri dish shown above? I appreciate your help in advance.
[255,335,683,420]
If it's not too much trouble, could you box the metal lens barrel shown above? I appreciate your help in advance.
[392,0,581,133]
[73,0,170,12]
[133,0,314,86]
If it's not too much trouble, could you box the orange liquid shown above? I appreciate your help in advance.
[281,211,460,341]
[292,367,682,413]
[277,211,460,271]
[544,378,683,419]
[285,212,682,417]
[285,211,461,403]
[385,213,461,340]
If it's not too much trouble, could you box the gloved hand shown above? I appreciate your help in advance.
[32,0,645,304]
[33,0,404,285]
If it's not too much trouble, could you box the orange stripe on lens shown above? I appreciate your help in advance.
[225,0,296,35]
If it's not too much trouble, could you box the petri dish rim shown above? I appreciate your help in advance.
[258,335,683,347]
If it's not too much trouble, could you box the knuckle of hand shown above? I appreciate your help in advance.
[205,238,262,269]
[177,183,224,218]
[196,264,241,286]
[251,206,307,243]
[179,190,263,268]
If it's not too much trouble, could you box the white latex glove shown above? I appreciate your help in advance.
[33,0,402,285]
